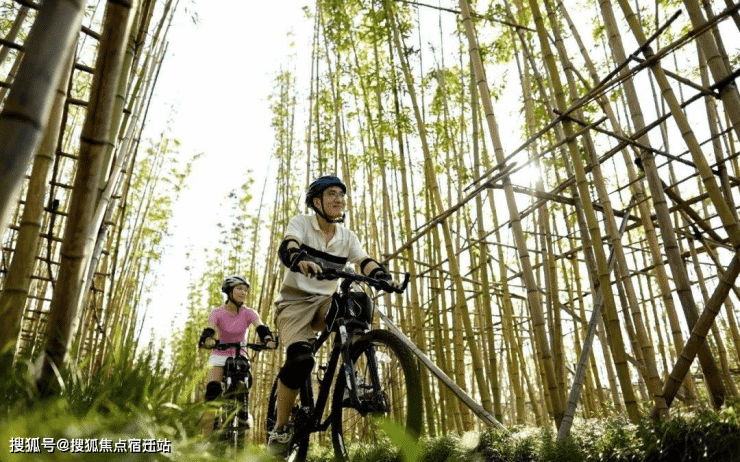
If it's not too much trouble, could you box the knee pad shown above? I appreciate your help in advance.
[278,342,315,390]
[205,381,222,401]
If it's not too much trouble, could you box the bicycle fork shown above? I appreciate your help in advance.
[338,324,361,408]
[339,323,381,413]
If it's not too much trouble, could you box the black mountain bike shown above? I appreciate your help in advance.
[211,340,269,450]
[266,259,423,461]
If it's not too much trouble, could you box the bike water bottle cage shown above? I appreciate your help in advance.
[278,341,315,390]
[278,238,301,268]
[205,381,222,401]
[198,328,215,348]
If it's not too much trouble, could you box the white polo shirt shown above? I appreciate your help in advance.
[277,214,368,298]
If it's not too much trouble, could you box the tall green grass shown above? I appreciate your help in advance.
[0,336,269,461]
[3,339,740,461]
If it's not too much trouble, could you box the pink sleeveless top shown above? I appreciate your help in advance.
[208,306,260,357]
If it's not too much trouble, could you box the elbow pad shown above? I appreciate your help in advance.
[256,325,274,343]
[359,257,378,275]
[198,328,215,348]
[278,238,301,268]
[361,257,390,280]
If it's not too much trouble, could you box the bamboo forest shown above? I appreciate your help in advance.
[2,0,740,460]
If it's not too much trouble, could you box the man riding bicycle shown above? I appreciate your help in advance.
[268,175,401,456]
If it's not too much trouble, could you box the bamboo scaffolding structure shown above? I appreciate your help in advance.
[558,196,638,440]
[0,0,85,247]
[0,46,75,353]
[651,253,740,419]
[37,0,139,396]
[3,0,740,441]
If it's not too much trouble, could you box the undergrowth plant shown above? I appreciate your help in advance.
[3,337,740,462]
[324,399,740,462]
[0,334,263,461]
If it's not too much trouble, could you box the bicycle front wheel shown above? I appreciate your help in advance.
[219,386,248,451]
[212,403,240,454]
[331,329,422,461]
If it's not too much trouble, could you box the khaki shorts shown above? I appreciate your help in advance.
[275,290,333,348]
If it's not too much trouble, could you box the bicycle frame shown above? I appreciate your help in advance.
[212,341,267,436]
[290,272,409,440]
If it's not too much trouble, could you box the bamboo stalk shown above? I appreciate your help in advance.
[651,253,740,419]
[683,0,740,142]
[457,0,564,427]
[0,45,75,353]
[0,0,85,244]
[601,0,726,411]
[558,197,636,440]
[385,0,494,418]
[37,0,139,396]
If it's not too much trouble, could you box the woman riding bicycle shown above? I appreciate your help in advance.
[268,175,401,456]
[198,274,276,436]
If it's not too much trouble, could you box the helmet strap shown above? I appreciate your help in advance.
[226,291,243,310]
[315,198,345,224]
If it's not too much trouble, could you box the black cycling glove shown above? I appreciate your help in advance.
[256,325,274,344]
[198,328,215,348]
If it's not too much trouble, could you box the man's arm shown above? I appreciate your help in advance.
[278,236,302,266]
[278,235,322,277]
[359,257,401,288]
[359,257,390,279]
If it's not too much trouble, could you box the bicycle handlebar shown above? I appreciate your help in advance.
[212,340,272,352]
[319,267,410,294]
[292,251,410,294]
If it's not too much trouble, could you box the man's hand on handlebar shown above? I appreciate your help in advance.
[296,259,323,278]
[290,250,323,278]
[372,269,403,290]
[292,251,410,293]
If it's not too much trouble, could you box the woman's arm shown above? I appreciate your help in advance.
[253,318,277,349]
[198,320,218,349]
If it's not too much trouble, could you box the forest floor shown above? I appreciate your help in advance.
[3,347,740,461]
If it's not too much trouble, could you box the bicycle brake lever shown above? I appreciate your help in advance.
[397,272,411,293]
